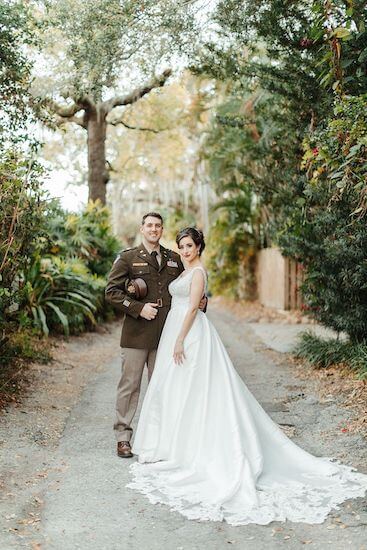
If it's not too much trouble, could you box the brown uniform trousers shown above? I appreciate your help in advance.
[105,243,184,442]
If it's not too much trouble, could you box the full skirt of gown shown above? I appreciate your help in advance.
[127,267,367,525]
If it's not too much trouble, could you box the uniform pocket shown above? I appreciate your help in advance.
[167,267,179,277]
[131,265,150,276]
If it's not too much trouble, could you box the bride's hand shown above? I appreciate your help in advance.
[173,339,185,365]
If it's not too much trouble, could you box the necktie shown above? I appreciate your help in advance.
[151,250,159,270]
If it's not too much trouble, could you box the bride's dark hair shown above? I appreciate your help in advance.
[176,227,205,256]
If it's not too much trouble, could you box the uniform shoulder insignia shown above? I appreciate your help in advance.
[113,254,121,264]
[113,246,136,264]
[120,246,138,254]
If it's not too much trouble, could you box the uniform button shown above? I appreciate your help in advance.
[158,282,162,286]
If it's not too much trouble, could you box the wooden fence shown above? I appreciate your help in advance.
[256,248,304,310]
[284,256,304,310]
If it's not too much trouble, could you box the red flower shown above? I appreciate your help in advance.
[312,147,319,156]
[300,38,313,49]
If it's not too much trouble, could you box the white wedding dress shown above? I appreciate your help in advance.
[127,266,367,525]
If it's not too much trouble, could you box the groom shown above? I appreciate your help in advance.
[105,212,185,458]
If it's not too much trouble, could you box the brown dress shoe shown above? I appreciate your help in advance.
[117,441,133,458]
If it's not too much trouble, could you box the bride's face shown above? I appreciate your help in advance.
[178,236,200,263]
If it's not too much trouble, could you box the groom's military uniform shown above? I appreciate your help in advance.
[105,243,184,443]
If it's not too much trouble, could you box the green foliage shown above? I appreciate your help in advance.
[0,150,50,396]
[199,0,330,109]
[279,95,367,343]
[0,326,51,366]
[206,184,259,298]
[302,95,367,209]
[46,200,120,276]
[23,256,105,336]
[197,0,367,353]
[1,151,120,382]
[29,201,119,335]
[0,1,36,140]
[198,0,366,234]
[0,326,51,404]
[294,331,367,378]
[43,0,199,101]
[197,0,336,237]
[202,90,307,242]
[0,151,48,322]
[163,204,198,243]
[310,1,367,95]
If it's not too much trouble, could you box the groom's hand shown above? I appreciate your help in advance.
[140,303,158,320]
[199,295,207,312]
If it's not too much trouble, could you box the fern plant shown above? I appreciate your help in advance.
[23,256,104,336]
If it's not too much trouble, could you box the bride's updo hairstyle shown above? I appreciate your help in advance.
[176,227,205,256]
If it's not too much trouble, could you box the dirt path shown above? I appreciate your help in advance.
[0,307,366,550]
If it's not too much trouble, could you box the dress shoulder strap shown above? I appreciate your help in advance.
[190,266,208,284]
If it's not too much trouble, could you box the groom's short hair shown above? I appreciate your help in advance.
[141,212,163,225]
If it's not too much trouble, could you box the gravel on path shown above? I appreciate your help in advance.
[0,308,366,550]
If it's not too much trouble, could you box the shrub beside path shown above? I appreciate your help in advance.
[0,306,366,550]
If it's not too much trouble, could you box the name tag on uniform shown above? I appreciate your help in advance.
[123,299,130,307]
[167,260,178,268]
[132,262,148,266]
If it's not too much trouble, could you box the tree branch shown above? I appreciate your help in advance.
[47,99,84,118]
[47,95,95,119]
[56,114,87,129]
[103,69,172,113]
[108,117,168,133]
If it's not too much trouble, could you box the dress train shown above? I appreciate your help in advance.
[126,267,367,525]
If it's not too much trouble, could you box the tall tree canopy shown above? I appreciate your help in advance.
[36,0,202,203]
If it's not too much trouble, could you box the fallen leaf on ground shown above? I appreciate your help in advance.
[271,527,284,535]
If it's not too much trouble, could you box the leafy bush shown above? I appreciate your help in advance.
[294,332,367,378]
[0,151,50,398]
[1,151,120,369]
[206,188,260,298]
[0,1,36,141]
[23,256,105,336]
[46,200,120,277]
[0,151,48,326]
[0,325,51,405]
[279,95,367,343]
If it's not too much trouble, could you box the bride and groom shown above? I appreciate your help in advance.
[105,212,367,526]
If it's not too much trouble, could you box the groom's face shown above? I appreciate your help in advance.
[140,216,163,246]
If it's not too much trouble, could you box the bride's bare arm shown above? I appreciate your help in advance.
[173,270,205,365]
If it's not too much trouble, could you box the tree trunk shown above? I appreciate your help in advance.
[87,107,108,204]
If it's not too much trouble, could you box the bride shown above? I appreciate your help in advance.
[127,227,367,526]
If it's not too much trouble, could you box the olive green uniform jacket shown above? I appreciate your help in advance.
[105,243,184,350]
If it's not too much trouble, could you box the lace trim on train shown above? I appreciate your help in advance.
[127,459,367,525]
